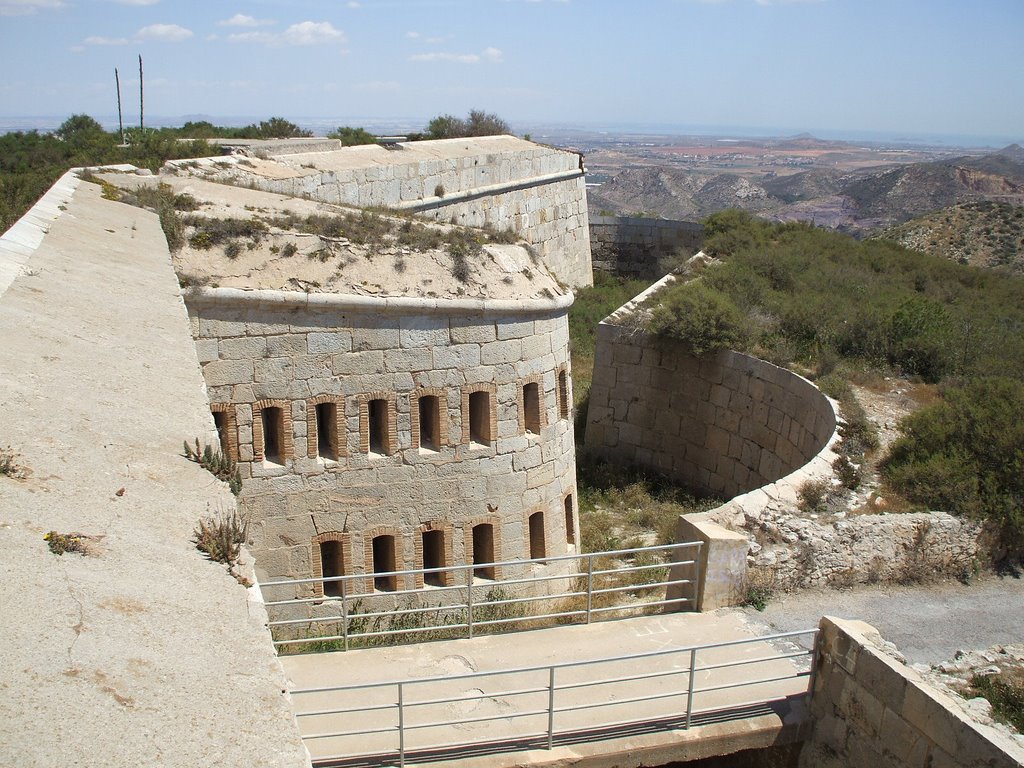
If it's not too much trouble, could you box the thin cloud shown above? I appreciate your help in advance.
[136,23,193,42]
[0,0,65,15]
[282,21,345,45]
[84,35,130,45]
[410,46,503,64]
[109,0,159,5]
[355,80,400,92]
[347,1,361,7]
[218,13,274,27]
[229,20,346,47]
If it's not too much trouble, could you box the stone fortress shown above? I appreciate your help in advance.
[4,135,1022,768]
[126,135,592,604]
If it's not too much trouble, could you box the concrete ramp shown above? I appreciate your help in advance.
[0,175,309,767]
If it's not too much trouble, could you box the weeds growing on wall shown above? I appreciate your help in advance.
[44,531,89,556]
[193,509,248,566]
[183,438,242,496]
[0,446,26,479]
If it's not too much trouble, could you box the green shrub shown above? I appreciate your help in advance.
[644,280,745,356]
[969,674,1024,732]
[183,438,242,496]
[882,377,1024,555]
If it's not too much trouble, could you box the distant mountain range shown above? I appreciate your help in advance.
[588,144,1024,236]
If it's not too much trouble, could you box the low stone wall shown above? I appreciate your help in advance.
[802,617,1024,768]
[584,290,838,499]
[589,214,703,278]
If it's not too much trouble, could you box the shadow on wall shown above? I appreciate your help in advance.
[584,324,836,500]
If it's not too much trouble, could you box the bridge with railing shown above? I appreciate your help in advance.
[262,543,817,768]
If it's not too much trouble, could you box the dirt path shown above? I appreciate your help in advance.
[740,574,1024,665]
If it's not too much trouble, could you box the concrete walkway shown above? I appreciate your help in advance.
[0,176,309,767]
[742,574,1024,665]
[281,612,817,768]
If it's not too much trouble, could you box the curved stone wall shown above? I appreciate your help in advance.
[584,277,838,500]
[185,288,579,597]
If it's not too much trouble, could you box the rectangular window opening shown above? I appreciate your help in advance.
[316,402,338,461]
[212,410,229,456]
[368,398,388,456]
[529,511,546,561]
[523,382,541,435]
[472,524,495,580]
[262,406,283,464]
[418,395,441,453]
[320,540,344,597]
[468,391,492,447]
[422,529,445,587]
[372,535,397,592]
[564,495,576,546]
[558,369,569,421]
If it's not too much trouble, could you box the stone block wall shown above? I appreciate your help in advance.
[185,289,580,603]
[170,137,593,288]
[584,321,836,499]
[589,214,703,278]
[801,617,1024,768]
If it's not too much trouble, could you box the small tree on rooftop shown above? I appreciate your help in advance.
[424,110,510,140]
[328,126,377,146]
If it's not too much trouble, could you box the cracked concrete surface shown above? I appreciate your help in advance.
[0,174,309,767]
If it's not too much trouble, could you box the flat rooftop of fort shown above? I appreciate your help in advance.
[100,169,567,301]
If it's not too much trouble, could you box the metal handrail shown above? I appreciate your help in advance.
[290,628,819,767]
[264,540,703,650]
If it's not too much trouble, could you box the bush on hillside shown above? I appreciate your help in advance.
[644,280,745,356]
[328,126,377,146]
[882,377,1024,557]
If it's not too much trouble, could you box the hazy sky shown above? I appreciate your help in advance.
[1,0,1022,143]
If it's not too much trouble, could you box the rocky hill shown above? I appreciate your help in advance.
[588,144,1024,236]
[877,200,1024,274]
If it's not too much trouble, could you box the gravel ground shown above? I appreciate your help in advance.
[740,573,1024,665]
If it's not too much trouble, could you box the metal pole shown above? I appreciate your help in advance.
[114,68,124,144]
[340,576,349,652]
[138,55,144,131]
[585,553,593,624]
[685,648,696,729]
[547,667,556,750]
[694,541,704,611]
[466,568,474,640]
[806,631,820,700]
[398,682,405,768]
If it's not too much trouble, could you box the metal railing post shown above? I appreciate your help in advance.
[685,648,696,729]
[586,553,593,624]
[694,541,704,611]
[340,576,349,651]
[467,567,474,640]
[547,667,556,749]
[398,682,405,768]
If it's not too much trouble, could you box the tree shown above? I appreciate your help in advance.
[423,110,510,140]
[425,114,467,140]
[253,118,312,139]
[328,126,377,146]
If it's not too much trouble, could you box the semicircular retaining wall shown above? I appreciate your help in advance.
[583,277,838,500]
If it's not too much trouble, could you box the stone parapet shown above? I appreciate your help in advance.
[802,617,1024,768]
[584,316,838,500]
[589,214,704,278]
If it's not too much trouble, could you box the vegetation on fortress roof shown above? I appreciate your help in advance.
[1,111,517,234]
[638,210,1024,555]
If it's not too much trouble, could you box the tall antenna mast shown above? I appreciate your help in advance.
[138,54,144,131]
[114,67,124,144]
